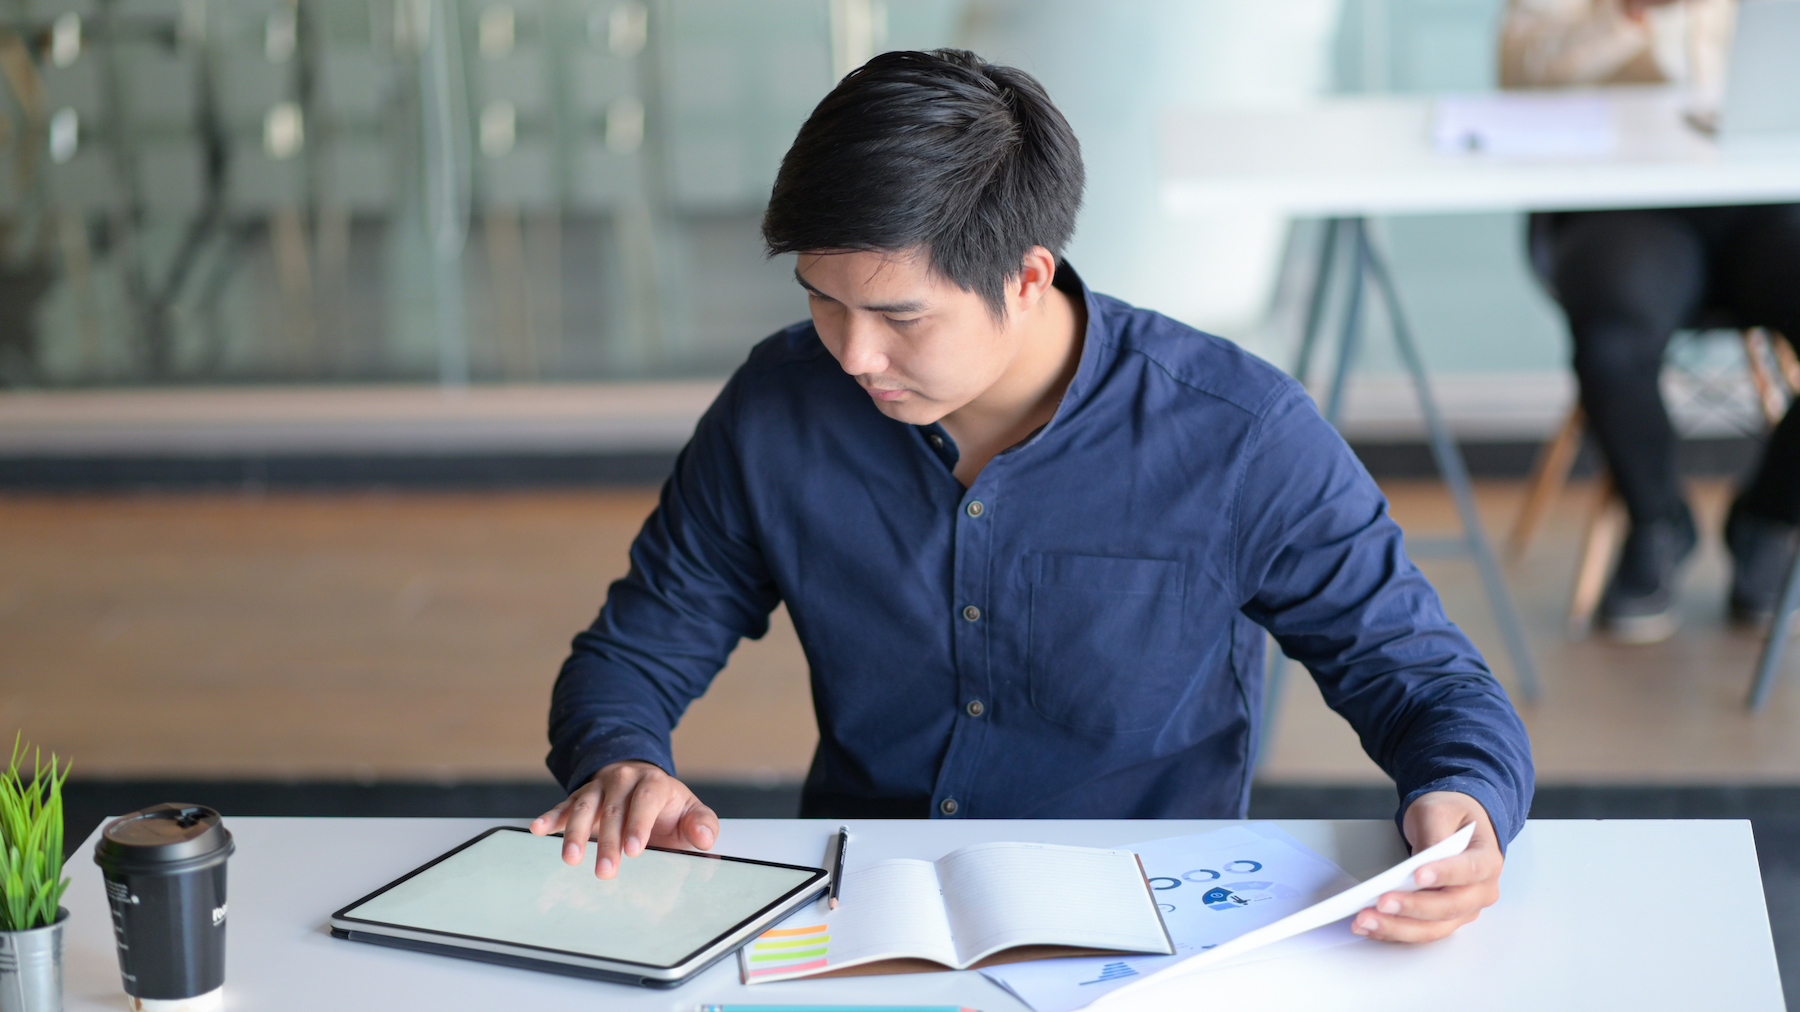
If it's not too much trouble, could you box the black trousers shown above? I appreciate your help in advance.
[1539,204,1800,528]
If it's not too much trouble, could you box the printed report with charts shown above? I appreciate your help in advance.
[739,842,1175,983]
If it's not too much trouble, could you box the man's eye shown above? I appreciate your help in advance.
[886,316,920,327]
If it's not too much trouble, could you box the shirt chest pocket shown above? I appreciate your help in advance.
[1025,553,1190,732]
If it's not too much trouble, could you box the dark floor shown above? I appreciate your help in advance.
[61,778,787,852]
[64,780,1798,1008]
[3,436,1760,491]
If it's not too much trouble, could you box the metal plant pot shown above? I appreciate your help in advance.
[0,908,66,1012]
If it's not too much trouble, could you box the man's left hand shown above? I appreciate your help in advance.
[1351,790,1503,943]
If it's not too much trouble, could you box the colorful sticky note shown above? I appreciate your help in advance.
[745,923,832,979]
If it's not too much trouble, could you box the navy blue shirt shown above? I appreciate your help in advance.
[548,265,1534,844]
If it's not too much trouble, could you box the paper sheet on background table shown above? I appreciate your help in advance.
[979,824,1358,1012]
[1431,92,1616,158]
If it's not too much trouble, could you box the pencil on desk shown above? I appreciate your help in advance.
[828,826,849,909]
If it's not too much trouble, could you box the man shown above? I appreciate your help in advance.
[1504,0,1800,641]
[533,49,1533,944]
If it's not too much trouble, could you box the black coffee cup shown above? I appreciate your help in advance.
[93,804,235,1012]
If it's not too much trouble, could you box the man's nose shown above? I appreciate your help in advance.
[836,315,888,376]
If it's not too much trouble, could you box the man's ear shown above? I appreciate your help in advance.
[1013,245,1059,311]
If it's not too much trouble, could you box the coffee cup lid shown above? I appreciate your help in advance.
[95,804,234,871]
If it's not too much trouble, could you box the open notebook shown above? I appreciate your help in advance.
[739,841,1174,983]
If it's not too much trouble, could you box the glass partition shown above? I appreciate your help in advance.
[0,0,960,388]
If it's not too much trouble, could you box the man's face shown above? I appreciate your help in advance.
[795,249,1023,426]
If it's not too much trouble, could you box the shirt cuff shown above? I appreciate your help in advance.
[1397,775,1522,854]
[549,731,677,795]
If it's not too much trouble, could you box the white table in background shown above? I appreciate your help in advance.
[1164,87,1800,712]
[1161,86,1800,218]
[62,816,1783,1011]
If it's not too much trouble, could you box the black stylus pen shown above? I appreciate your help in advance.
[828,826,849,909]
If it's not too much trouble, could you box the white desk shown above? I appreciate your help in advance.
[1161,87,1800,217]
[62,817,1783,1011]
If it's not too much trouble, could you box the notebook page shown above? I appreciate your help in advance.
[741,858,958,981]
[937,842,1171,966]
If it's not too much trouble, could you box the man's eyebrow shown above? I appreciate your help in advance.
[792,269,927,314]
[862,299,927,314]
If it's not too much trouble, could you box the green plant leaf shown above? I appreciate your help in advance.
[0,737,70,931]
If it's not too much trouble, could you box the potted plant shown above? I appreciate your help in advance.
[0,737,69,1012]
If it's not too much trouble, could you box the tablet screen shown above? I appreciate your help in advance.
[338,829,823,968]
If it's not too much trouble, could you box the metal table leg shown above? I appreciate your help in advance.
[1324,224,1368,427]
[1260,219,1346,769]
[1292,218,1343,387]
[1256,634,1287,771]
[1747,543,1800,711]
[1260,215,1543,771]
[1356,220,1543,702]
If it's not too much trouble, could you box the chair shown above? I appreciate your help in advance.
[1508,322,1794,636]
[1507,215,1798,639]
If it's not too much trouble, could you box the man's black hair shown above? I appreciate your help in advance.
[762,49,1085,317]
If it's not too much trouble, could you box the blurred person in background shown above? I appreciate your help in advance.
[1503,0,1800,642]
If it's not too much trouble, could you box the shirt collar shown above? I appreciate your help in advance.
[1049,259,1110,418]
[911,259,1111,466]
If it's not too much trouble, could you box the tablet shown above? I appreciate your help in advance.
[329,827,828,988]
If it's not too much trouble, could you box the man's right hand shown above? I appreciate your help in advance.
[530,760,719,879]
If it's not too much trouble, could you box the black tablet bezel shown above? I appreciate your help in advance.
[330,826,828,973]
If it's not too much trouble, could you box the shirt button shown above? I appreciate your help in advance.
[965,699,985,717]
[939,798,959,816]
[928,434,945,449]
[965,500,984,518]
[962,605,981,622]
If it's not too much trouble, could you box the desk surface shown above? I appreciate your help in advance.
[63,817,1783,1011]
[1162,87,1800,217]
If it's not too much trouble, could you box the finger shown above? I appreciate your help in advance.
[530,798,571,836]
[593,779,635,879]
[561,786,602,866]
[621,778,671,858]
[649,784,689,844]
[1351,906,1477,944]
[1412,849,1498,889]
[681,803,719,850]
[1373,882,1498,922]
